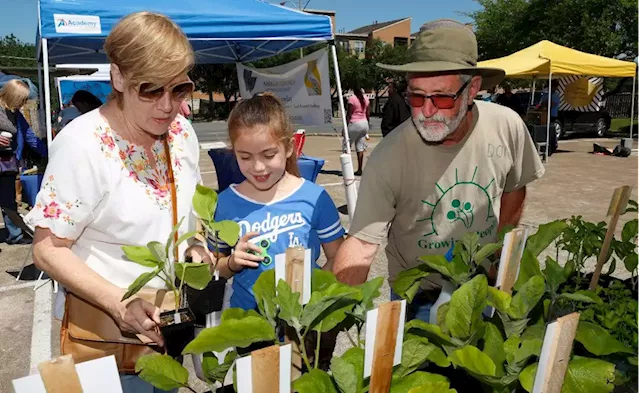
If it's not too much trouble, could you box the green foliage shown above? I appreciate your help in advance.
[519,357,616,393]
[134,354,190,391]
[467,0,638,60]
[182,315,276,354]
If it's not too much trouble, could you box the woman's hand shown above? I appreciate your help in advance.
[229,232,264,272]
[0,136,11,147]
[185,245,214,264]
[109,297,164,346]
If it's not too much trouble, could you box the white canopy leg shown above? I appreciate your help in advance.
[42,39,53,146]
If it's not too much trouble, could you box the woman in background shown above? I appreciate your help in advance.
[344,80,370,176]
[0,80,47,244]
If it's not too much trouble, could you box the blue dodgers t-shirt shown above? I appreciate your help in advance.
[211,179,345,310]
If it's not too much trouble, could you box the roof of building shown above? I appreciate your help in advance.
[348,17,411,34]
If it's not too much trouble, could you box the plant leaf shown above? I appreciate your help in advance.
[312,268,338,292]
[526,220,568,256]
[276,279,303,330]
[543,257,567,294]
[461,232,480,261]
[175,230,199,251]
[405,320,463,351]
[333,347,364,393]
[210,220,240,247]
[122,268,160,301]
[622,219,638,243]
[474,242,502,265]
[564,259,576,278]
[202,351,237,384]
[182,316,276,354]
[624,253,638,274]
[193,184,218,221]
[135,354,188,390]
[519,357,616,393]
[515,336,542,365]
[302,283,361,332]
[487,287,511,315]
[513,249,542,291]
[449,345,497,377]
[503,335,521,367]
[221,308,261,322]
[147,241,166,263]
[445,275,488,340]
[122,245,160,268]
[558,290,604,304]
[575,321,636,356]
[408,381,457,393]
[418,255,454,279]
[174,262,212,290]
[292,369,338,393]
[498,311,529,338]
[392,265,430,303]
[508,275,546,319]
[394,338,440,378]
[253,269,278,326]
[482,322,505,377]
[165,217,185,257]
[390,371,450,393]
[331,356,358,393]
[357,276,384,309]
[436,302,450,331]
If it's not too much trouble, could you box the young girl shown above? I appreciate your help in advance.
[211,93,345,311]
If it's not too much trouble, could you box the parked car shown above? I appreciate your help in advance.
[515,91,611,139]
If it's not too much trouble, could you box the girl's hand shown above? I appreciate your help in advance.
[229,232,264,271]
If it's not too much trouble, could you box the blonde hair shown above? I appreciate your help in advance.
[228,93,300,177]
[0,80,30,110]
[104,12,194,103]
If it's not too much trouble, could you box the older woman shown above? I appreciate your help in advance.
[0,79,47,244]
[26,12,207,393]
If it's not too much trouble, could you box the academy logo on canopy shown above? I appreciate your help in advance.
[54,14,101,34]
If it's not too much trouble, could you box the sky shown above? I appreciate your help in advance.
[0,0,481,44]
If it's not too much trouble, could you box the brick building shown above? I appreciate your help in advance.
[335,17,412,58]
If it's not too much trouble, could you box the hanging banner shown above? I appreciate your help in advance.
[236,49,332,126]
[57,77,112,106]
[558,76,604,112]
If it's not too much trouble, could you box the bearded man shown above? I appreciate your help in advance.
[332,19,545,321]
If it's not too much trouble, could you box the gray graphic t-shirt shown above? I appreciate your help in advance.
[349,100,545,290]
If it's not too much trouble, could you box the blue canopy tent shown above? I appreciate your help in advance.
[36,0,358,217]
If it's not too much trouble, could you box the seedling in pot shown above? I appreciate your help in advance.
[191,184,241,319]
[121,215,212,357]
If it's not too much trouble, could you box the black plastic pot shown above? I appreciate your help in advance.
[159,308,196,358]
[186,277,227,326]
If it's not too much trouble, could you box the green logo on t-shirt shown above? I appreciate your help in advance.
[417,167,498,248]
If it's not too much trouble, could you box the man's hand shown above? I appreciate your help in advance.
[332,236,379,286]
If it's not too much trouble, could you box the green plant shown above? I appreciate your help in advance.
[120,185,240,310]
[393,232,502,301]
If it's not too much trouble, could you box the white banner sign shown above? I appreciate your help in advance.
[236,49,332,126]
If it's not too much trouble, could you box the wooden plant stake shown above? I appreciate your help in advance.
[276,246,310,379]
[236,344,292,393]
[38,354,84,393]
[532,312,580,393]
[589,185,632,290]
[497,228,529,295]
[13,355,122,393]
[364,300,406,393]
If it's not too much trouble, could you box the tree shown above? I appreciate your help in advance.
[190,64,239,119]
[0,34,36,68]
[467,0,638,60]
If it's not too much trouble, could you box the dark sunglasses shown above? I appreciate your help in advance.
[407,79,471,109]
[136,80,195,102]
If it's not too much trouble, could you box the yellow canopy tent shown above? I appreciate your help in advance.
[479,40,638,152]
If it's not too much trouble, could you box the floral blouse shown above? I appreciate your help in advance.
[25,109,201,292]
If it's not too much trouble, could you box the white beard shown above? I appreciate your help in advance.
[413,96,469,142]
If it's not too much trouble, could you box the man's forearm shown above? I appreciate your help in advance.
[332,236,379,286]
[498,186,527,232]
